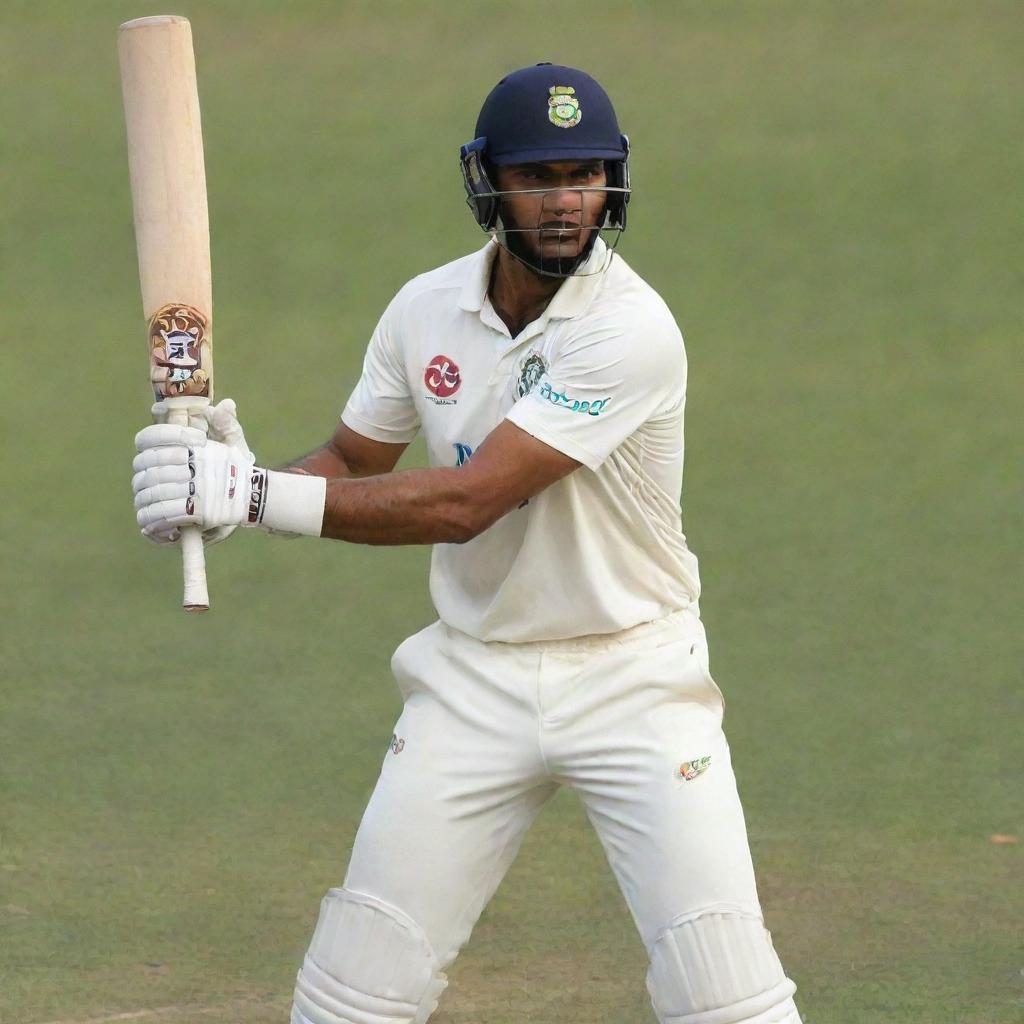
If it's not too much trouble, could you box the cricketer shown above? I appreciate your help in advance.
[132,64,802,1024]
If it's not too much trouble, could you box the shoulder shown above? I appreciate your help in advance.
[385,247,486,317]
[560,256,685,379]
[592,254,683,346]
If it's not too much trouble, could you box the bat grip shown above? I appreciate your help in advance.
[180,526,209,611]
[164,401,210,611]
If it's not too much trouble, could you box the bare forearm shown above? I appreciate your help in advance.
[279,442,355,479]
[321,468,488,545]
[267,421,575,545]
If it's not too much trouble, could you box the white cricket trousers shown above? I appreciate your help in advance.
[292,609,800,1024]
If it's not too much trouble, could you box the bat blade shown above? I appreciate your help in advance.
[120,15,213,611]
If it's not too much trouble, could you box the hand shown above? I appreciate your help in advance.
[133,424,256,542]
[138,399,254,546]
[201,398,304,539]
[200,398,254,460]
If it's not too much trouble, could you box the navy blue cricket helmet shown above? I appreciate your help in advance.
[460,63,631,275]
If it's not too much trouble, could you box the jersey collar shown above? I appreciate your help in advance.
[458,238,608,324]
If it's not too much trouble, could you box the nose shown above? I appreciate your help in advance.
[545,187,582,217]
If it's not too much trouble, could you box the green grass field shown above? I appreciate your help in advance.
[2,2,1021,1022]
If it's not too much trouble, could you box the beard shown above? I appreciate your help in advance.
[496,202,605,278]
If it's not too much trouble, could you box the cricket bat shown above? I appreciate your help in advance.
[119,15,213,610]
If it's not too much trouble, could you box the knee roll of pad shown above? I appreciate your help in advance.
[292,888,447,1024]
[646,908,800,1024]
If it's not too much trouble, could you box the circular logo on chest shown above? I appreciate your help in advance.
[424,355,462,398]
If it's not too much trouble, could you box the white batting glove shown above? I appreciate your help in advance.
[133,426,252,539]
[199,398,254,459]
[199,398,317,540]
[138,398,253,545]
[132,423,325,542]
[194,398,254,545]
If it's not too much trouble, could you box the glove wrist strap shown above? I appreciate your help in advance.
[246,468,326,537]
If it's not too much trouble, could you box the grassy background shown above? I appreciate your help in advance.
[1,1,1021,1022]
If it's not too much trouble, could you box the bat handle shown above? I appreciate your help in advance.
[180,526,209,611]
[164,400,210,611]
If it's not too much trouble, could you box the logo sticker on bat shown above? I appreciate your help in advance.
[148,303,211,400]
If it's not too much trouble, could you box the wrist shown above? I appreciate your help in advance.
[246,468,326,537]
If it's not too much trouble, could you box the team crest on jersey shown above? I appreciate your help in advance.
[675,756,712,782]
[548,86,581,128]
[424,354,461,404]
[515,351,547,399]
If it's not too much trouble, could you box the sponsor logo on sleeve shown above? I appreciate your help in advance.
[537,381,610,416]
[424,355,461,404]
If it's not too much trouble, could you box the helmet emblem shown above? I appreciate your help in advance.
[548,86,581,128]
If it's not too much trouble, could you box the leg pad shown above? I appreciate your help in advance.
[647,907,800,1024]
[292,888,447,1024]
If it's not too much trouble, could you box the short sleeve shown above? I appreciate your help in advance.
[505,308,685,471]
[341,296,420,444]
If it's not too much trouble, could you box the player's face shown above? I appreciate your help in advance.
[494,160,608,262]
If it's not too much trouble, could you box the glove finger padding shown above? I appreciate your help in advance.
[137,496,194,530]
[134,480,190,510]
[135,423,207,452]
[134,438,253,535]
[133,446,189,472]
[132,463,192,497]
[133,413,251,548]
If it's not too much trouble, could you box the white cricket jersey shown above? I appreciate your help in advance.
[342,238,701,642]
